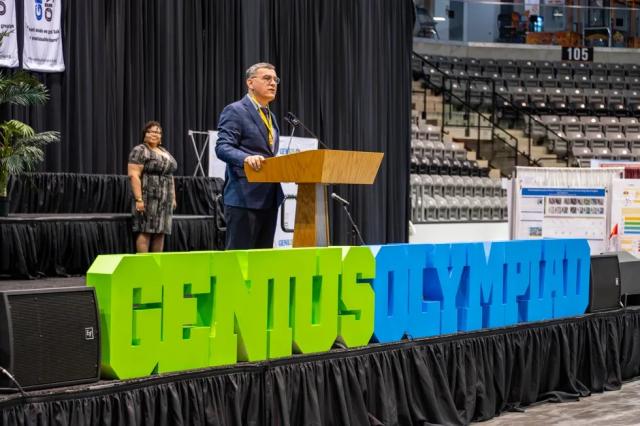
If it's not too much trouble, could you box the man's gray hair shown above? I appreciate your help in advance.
[246,62,276,79]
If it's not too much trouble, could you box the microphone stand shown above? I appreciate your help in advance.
[338,200,365,246]
[284,117,296,154]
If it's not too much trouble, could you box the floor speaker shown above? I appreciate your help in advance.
[613,251,640,306]
[589,253,622,313]
[0,287,101,390]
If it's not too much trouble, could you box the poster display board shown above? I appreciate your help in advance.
[511,167,624,255]
[207,130,225,179]
[516,187,608,254]
[208,131,318,248]
[611,179,640,256]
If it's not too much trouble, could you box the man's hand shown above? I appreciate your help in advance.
[244,155,265,171]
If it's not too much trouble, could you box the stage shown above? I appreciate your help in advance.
[1,174,226,279]
[0,276,638,426]
[0,177,637,424]
[0,214,224,278]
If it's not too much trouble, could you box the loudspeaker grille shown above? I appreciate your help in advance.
[9,290,99,387]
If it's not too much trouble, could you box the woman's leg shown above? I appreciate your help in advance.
[136,233,152,253]
[150,233,165,252]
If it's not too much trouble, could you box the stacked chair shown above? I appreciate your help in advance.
[410,172,506,223]
[528,115,639,165]
[409,120,506,223]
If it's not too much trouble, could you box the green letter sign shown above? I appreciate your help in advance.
[87,247,376,379]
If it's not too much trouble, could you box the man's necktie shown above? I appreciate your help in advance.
[259,107,273,147]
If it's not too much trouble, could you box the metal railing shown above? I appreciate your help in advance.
[412,52,572,175]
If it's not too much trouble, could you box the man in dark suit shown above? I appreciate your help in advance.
[215,63,284,249]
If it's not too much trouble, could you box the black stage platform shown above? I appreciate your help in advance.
[0,276,85,290]
[1,173,226,279]
[0,214,224,278]
[0,279,637,426]
[7,173,224,216]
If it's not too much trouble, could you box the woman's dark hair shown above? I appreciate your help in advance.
[140,121,162,144]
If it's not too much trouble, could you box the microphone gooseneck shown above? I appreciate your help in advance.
[285,120,296,155]
[285,111,330,149]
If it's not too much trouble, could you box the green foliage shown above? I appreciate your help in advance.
[0,72,49,106]
[0,72,59,198]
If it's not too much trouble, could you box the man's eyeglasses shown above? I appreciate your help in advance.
[254,75,281,85]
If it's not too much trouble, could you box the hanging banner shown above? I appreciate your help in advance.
[0,0,18,67]
[23,0,64,72]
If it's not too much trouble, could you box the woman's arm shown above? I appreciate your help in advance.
[172,176,177,210]
[128,163,145,212]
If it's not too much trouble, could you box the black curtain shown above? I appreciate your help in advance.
[7,173,223,215]
[3,0,413,244]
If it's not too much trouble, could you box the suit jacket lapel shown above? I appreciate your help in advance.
[241,96,270,146]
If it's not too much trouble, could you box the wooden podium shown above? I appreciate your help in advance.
[245,149,384,247]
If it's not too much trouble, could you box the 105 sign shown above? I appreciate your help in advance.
[562,46,594,62]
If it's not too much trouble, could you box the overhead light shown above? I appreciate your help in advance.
[433,17,446,22]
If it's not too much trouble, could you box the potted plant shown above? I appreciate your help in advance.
[0,71,59,216]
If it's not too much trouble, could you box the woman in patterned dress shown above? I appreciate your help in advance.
[127,121,178,253]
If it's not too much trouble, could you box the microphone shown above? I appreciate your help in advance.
[331,192,350,206]
[286,112,330,149]
[285,112,300,126]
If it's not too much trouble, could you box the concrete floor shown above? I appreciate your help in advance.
[478,379,640,426]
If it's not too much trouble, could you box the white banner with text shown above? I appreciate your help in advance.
[0,0,18,68]
[23,0,64,72]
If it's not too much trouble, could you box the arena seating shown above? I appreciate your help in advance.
[410,173,506,223]
[423,56,640,92]
[417,53,640,167]
[409,119,506,223]
[410,122,488,177]
[533,114,640,163]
